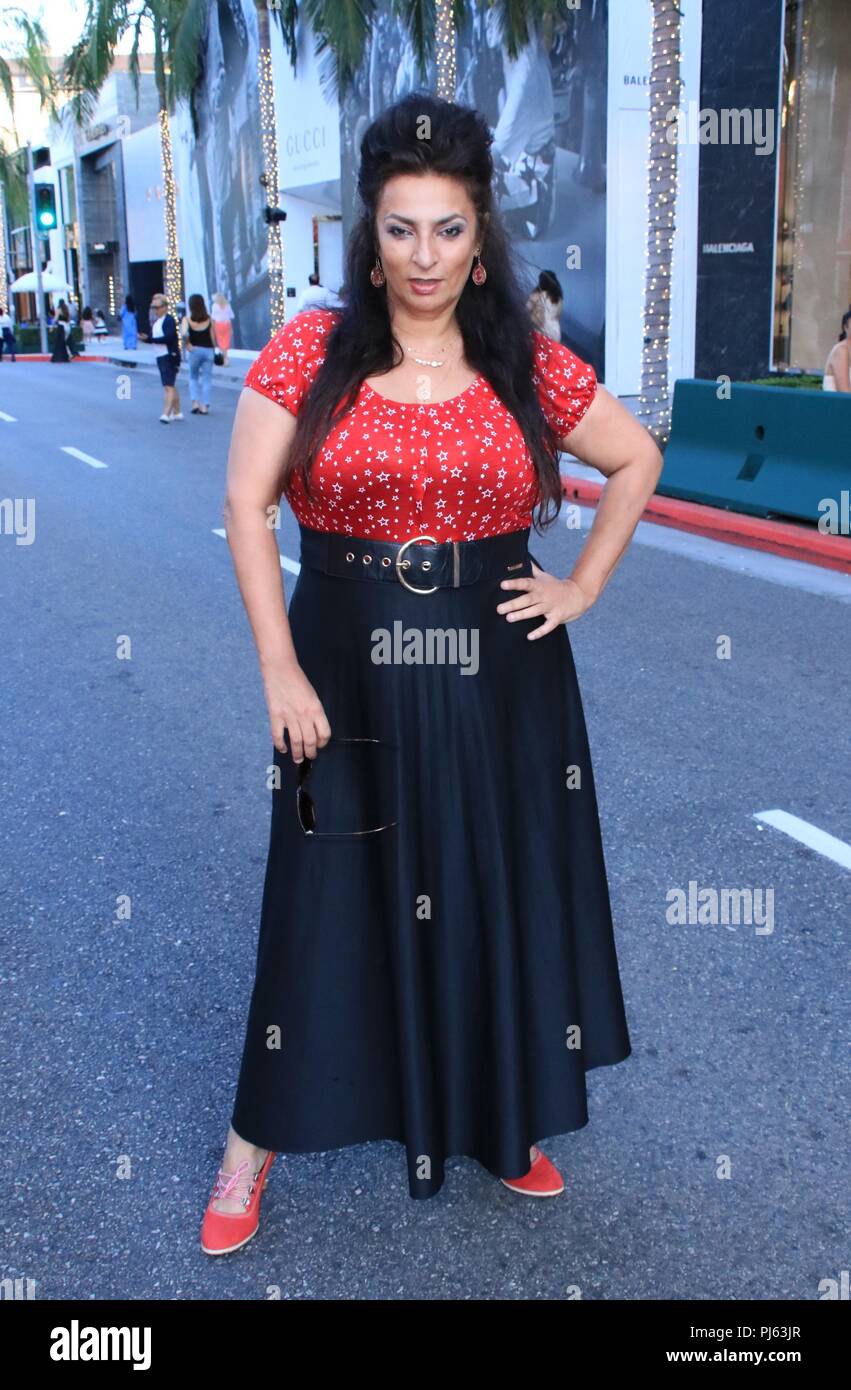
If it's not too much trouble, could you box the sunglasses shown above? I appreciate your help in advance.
[295,736,398,838]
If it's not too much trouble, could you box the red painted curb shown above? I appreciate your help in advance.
[561,474,851,575]
[1,355,109,363]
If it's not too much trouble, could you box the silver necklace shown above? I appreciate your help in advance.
[401,337,463,368]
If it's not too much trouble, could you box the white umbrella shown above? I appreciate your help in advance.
[10,269,72,293]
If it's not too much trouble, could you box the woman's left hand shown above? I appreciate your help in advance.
[497,562,595,639]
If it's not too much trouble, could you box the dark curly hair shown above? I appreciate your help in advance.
[282,91,565,533]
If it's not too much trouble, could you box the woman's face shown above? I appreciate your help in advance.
[375,173,481,315]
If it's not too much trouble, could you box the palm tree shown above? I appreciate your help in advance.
[254,1,296,332]
[0,7,57,315]
[63,0,208,310]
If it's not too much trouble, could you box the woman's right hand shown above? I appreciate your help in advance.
[263,660,332,763]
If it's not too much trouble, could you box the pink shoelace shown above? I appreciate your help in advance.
[212,1158,262,1206]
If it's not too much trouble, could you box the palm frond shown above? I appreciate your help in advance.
[60,0,128,127]
[0,58,15,115]
[166,0,207,107]
[390,0,436,81]
[493,0,569,61]
[0,140,29,226]
[0,7,55,118]
[265,0,299,71]
[302,0,377,101]
[127,9,147,105]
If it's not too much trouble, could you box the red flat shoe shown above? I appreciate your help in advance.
[200,1150,276,1255]
[500,1145,565,1196]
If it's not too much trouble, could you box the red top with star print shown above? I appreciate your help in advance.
[243,308,597,543]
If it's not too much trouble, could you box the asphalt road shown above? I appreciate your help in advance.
[1,358,848,1301]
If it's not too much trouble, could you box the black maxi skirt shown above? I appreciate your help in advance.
[230,523,631,1199]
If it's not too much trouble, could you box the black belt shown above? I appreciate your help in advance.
[298,524,535,594]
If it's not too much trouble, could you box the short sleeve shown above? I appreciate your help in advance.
[243,309,336,415]
[531,330,598,440]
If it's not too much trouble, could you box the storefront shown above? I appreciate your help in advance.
[773,0,851,373]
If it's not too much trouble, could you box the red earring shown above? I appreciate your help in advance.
[471,252,487,286]
[370,258,385,287]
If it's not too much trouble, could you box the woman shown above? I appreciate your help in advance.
[527,269,564,342]
[822,310,851,391]
[202,93,662,1254]
[50,305,81,362]
[140,294,182,422]
[120,295,139,350]
[80,306,95,346]
[180,294,217,414]
[211,291,234,367]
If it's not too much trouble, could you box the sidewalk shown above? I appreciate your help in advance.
[560,457,851,575]
[95,333,255,385]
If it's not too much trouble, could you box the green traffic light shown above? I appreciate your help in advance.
[35,186,57,230]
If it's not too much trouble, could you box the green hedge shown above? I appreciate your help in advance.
[748,374,824,389]
[8,325,85,353]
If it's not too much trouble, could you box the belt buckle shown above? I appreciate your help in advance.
[395,534,439,594]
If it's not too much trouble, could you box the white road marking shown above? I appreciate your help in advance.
[754,809,851,871]
[61,446,108,469]
[212,528,300,574]
[0,410,16,422]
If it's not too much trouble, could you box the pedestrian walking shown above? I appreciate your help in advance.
[120,295,139,350]
[202,92,661,1254]
[822,309,851,391]
[93,309,108,337]
[180,294,217,415]
[80,307,95,346]
[140,293,182,421]
[527,270,564,342]
[0,308,17,362]
[211,292,234,367]
[50,305,81,362]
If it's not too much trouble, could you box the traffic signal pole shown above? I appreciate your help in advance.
[26,141,48,355]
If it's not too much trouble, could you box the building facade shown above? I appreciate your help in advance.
[3,1,847,390]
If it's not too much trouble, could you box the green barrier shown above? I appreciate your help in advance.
[659,379,851,525]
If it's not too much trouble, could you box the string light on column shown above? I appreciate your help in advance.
[638,1,683,445]
[159,107,183,310]
[435,0,456,101]
[788,2,811,371]
[0,181,9,315]
[259,43,286,333]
